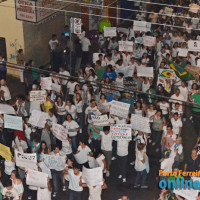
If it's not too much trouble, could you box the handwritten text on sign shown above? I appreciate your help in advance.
[43,155,66,171]
[110,101,130,119]
[119,41,133,52]
[4,114,23,131]
[51,123,68,141]
[26,169,48,188]
[111,124,132,140]
[131,114,151,133]
[91,115,109,126]
[30,90,46,102]
[15,150,37,170]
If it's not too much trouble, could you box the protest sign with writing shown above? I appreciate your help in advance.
[111,124,132,140]
[131,114,151,133]
[0,104,15,115]
[51,83,61,93]
[93,53,105,64]
[82,166,103,187]
[30,90,46,102]
[15,150,37,170]
[143,36,156,47]
[115,66,130,77]
[91,115,109,126]
[104,27,117,37]
[4,114,23,131]
[43,155,66,170]
[0,143,12,161]
[189,3,199,13]
[159,69,175,79]
[137,67,153,77]
[110,100,130,119]
[26,169,48,188]
[123,77,137,91]
[117,27,129,35]
[133,20,151,32]
[97,103,110,113]
[174,188,199,200]
[119,41,133,52]
[39,162,52,179]
[188,40,200,52]
[178,48,188,57]
[28,110,48,128]
[51,123,68,141]
[74,150,88,164]
[40,77,52,90]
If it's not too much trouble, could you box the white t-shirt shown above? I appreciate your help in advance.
[67,82,78,95]
[12,140,28,151]
[37,187,51,200]
[178,86,188,101]
[2,187,19,200]
[67,169,83,192]
[49,39,58,51]
[74,100,83,113]
[171,118,182,135]
[170,94,184,110]
[55,102,66,115]
[0,85,11,101]
[62,120,79,137]
[30,101,41,114]
[159,102,169,115]
[77,145,91,162]
[160,157,174,172]
[100,131,112,151]
[117,140,129,156]
[61,140,72,155]
[59,71,70,85]
[65,105,77,119]
[135,150,146,171]
[80,37,91,52]
[85,106,101,123]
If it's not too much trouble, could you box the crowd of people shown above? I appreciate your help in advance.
[1,0,200,200]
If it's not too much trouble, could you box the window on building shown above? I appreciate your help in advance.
[0,37,7,60]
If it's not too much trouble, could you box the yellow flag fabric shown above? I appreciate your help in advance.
[0,143,12,161]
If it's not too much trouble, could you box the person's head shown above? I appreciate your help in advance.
[46,94,51,102]
[41,141,47,150]
[149,104,154,110]
[103,126,110,135]
[64,25,69,31]
[107,65,112,72]
[176,137,182,145]
[52,34,57,40]
[90,99,96,108]
[138,131,143,136]
[0,79,6,86]
[66,113,73,121]
[96,60,101,67]
[10,170,20,180]
[156,109,162,118]
[59,67,64,72]
[118,73,124,79]
[66,100,72,107]
[73,162,81,175]
[173,112,179,120]
[175,103,180,110]
[75,93,82,101]
[121,196,130,200]
[56,96,63,103]
[166,124,172,134]
[79,138,88,148]
[175,88,180,96]
[137,143,145,151]
[28,59,34,66]
[191,148,198,159]
[181,81,186,88]
[100,94,106,100]
[89,69,95,77]
[98,54,103,61]
[32,84,37,90]
[53,145,60,154]
[18,49,23,55]
[124,93,130,100]
[48,108,55,117]
[192,83,198,90]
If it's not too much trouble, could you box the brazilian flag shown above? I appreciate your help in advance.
[163,57,195,81]
[160,69,175,79]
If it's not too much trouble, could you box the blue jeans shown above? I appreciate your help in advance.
[69,190,82,200]
[77,113,83,130]
[134,169,147,186]
[57,114,66,125]
[70,135,78,153]
[51,169,63,193]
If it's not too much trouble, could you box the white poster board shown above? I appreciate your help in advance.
[137,67,153,77]
[133,20,151,32]
[74,150,88,164]
[93,53,105,64]
[82,166,103,187]
[0,104,15,115]
[104,27,117,37]
[26,169,48,188]
[178,48,188,57]
[188,40,200,52]
[4,114,23,131]
[143,36,156,47]
[111,124,132,140]
[43,155,66,171]
[97,103,110,113]
[119,41,133,52]
[51,83,61,93]
[88,156,98,169]
[40,77,52,90]
[30,90,46,102]
[51,123,68,141]
[15,150,37,170]
[28,110,49,128]
[91,115,109,126]
[173,188,199,200]
[117,27,129,35]
[131,114,151,133]
[110,100,130,119]
[189,3,199,13]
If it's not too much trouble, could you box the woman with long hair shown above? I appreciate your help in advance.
[55,96,66,125]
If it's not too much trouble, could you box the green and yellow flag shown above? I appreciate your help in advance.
[163,57,195,81]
